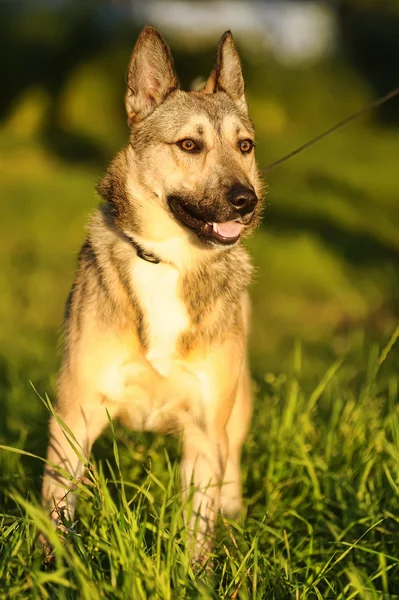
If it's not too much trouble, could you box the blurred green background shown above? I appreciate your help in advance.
[1,0,398,443]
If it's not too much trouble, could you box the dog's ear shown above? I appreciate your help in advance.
[203,31,247,113]
[125,26,179,124]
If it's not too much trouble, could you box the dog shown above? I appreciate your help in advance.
[41,25,263,560]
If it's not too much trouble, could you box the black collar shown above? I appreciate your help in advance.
[128,236,160,264]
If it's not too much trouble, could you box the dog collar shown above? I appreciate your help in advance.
[128,236,160,264]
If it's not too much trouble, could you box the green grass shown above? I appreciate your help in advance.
[1,333,399,598]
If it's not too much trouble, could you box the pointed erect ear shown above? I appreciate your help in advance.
[125,26,179,124]
[203,31,247,113]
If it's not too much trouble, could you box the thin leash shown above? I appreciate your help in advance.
[263,86,399,173]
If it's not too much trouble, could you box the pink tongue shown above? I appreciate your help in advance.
[214,221,243,238]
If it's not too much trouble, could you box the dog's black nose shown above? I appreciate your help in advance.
[228,183,257,215]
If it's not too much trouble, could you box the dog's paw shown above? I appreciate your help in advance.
[36,532,56,565]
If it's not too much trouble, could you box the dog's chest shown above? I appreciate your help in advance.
[132,259,189,375]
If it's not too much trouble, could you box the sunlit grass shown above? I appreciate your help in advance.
[1,333,399,598]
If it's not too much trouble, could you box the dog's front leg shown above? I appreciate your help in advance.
[180,422,229,562]
[220,359,252,517]
[42,387,116,530]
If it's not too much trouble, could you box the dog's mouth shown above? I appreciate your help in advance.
[168,197,246,245]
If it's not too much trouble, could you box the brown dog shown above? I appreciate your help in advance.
[42,26,263,560]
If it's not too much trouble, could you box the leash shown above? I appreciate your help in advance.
[263,86,399,173]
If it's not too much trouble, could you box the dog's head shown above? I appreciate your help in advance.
[117,27,263,248]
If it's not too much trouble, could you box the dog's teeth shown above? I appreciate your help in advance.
[212,223,217,232]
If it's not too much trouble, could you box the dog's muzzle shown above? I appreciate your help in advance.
[168,189,258,246]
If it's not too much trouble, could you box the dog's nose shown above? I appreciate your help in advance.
[228,183,258,215]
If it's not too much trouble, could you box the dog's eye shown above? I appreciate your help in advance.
[178,139,199,153]
[239,139,254,154]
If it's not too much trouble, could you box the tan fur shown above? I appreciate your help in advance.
[42,26,264,561]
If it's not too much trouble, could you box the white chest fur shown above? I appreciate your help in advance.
[131,258,189,376]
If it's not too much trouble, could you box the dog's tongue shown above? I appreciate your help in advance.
[213,221,243,238]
